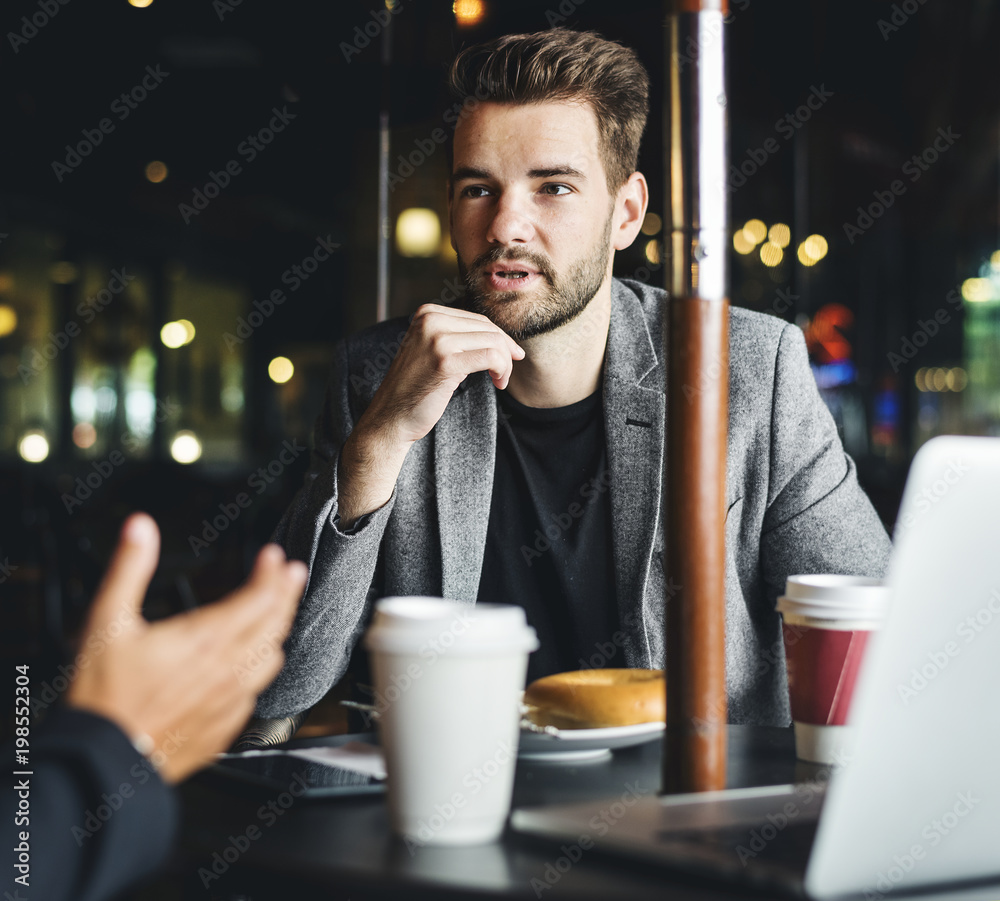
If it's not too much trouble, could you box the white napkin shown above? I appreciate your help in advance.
[285,741,387,779]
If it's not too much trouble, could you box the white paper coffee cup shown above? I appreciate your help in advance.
[363,597,538,846]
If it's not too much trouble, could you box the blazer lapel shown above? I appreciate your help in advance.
[435,372,498,602]
[604,279,666,667]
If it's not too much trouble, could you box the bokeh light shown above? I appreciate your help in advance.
[170,431,202,464]
[268,356,294,384]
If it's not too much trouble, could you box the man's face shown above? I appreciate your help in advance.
[448,100,616,341]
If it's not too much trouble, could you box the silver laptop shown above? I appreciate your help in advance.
[512,435,1000,898]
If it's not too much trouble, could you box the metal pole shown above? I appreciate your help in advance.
[662,0,730,794]
[376,5,393,323]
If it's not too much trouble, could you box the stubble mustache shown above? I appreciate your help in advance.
[466,247,555,288]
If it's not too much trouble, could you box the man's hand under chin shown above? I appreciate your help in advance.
[337,303,524,527]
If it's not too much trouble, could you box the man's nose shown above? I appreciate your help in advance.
[486,191,535,246]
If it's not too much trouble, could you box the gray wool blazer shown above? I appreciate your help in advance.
[255,277,892,725]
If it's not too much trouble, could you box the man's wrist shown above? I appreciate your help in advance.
[338,424,410,527]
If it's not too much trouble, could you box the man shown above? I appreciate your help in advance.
[254,28,890,728]
[3,513,307,901]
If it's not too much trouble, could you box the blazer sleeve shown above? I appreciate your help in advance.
[254,337,396,718]
[759,323,892,603]
[3,706,177,901]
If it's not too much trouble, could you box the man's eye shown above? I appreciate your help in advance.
[461,185,491,198]
[541,183,572,195]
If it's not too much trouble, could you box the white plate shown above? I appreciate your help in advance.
[518,721,665,761]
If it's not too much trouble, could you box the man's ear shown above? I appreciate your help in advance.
[612,171,649,252]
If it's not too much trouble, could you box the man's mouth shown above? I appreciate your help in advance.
[483,266,542,291]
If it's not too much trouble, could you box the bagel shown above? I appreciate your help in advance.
[523,668,666,729]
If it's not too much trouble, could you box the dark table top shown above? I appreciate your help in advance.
[164,726,1000,901]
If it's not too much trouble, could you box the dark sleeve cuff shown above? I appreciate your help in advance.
[32,706,179,901]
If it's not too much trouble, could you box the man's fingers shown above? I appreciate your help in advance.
[206,546,307,642]
[87,513,159,636]
[413,305,525,357]
[454,347,516,389]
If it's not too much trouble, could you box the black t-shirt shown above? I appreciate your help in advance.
[476,385,622,684]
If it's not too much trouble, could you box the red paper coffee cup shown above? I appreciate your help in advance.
[777,576,890,764]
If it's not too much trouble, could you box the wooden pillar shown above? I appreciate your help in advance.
[662,0,730,794]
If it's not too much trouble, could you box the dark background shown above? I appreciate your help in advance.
[1,0,998,736]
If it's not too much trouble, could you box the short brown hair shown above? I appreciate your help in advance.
[447,28,650,192]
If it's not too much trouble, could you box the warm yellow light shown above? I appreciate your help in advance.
[73,422,97,449]
[759,241,783,268]
[160,320,194,348]
[644,240,661,265]
[50,261,80,284]
[268,356,294,384]
[0,304,16,338]
[641,212,663,236]
[990,250,1000,269]
[932,368,948,392]
[145,160,168,183]
[915,368,927,392]
[170,431,202,464]
[396,208,441,257]
[797,243,817,267]
[962,278,993,303]
[128,0,154,7]
[768,223,791,249]
[804,234,828,262]
[453,0,485,26]
[946,367,968,391]
[18,430,49,463]
[733,230,755,255]
[742,219,767,245]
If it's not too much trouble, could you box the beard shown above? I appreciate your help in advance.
[455,210,613,341]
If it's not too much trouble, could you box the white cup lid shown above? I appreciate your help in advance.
[777,575,890,621]
[363,596,539,656]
